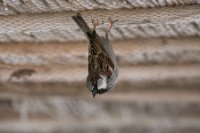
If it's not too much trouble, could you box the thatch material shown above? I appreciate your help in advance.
[0,0,200,133]
[0,0,199,15]
[0,5,200,42]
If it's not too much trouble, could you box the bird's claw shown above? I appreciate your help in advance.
[108,17,118,32]
[92,19,99,30]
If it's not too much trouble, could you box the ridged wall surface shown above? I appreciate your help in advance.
[0,0,200,133]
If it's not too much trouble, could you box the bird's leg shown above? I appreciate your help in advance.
[92,19,99,31]
[108,17,118,32]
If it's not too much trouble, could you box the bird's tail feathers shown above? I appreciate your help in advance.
[72,13,92,37]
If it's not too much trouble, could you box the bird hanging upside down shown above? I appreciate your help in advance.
[72,13,119,97]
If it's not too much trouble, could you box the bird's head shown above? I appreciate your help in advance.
[87,75,113,97]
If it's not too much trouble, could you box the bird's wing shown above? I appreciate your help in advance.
[88,38,114,81]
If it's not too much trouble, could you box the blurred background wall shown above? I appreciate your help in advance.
[0,0,200,133]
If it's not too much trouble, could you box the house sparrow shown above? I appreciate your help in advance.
[72,13,119,97]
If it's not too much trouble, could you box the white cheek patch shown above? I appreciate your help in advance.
[97,76,107,90]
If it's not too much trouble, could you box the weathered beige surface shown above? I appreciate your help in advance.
[0,0,199,15]
[0,5,200,42]
[0,92,200,133]
[0,37,200,66]
[0,0,200,133]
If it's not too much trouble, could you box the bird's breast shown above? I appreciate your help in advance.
[97,75,107,90]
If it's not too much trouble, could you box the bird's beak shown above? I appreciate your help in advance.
[92,82,98,97]
[92,89,97,97]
